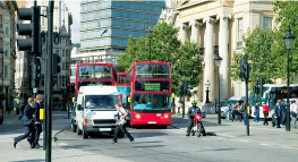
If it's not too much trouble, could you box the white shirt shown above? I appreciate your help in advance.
[290,103,298,114]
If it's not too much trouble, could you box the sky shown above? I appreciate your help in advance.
[64,0,81,43]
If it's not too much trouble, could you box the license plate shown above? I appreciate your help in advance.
[99,128,111,131]
[148,121,156,124]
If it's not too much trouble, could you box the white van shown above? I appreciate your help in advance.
[75,86,121,139]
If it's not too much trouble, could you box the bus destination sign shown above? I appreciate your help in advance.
[144,83,160,91]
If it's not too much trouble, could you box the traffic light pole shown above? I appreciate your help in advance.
[45,1,54,162]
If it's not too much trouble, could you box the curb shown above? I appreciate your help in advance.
[53,125,71,142]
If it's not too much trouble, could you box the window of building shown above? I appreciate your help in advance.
[237,18,243,49]
[4,64,8,78]
[263,16,272,30]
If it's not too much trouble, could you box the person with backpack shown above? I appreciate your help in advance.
[112,103,134,144]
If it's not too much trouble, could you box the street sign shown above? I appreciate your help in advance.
[33,87,37,93]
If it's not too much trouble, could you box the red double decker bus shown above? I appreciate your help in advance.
[75,62,117,94]
[127,61,172,127]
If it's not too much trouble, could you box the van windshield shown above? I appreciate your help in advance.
[85,95,119,110]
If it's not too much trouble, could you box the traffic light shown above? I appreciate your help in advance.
[52,53,61,74]
[183,81,189,94]
[67,83,70,93]
[17,6,40,56]
[70,83,75,94]
[240,54,249,80]
[35,58,41,87]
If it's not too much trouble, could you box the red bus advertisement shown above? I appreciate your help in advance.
[75,62,117,94]
[127,61,172,127]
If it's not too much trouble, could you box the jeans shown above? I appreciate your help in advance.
[290,113,297,128]
[253,113,260,123]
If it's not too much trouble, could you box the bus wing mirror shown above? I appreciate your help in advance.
[77,104,83,111]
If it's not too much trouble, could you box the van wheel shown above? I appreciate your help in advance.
[77,127,82,135]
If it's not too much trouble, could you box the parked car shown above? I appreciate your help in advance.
[220,96,246,119]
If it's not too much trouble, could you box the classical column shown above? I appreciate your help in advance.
[190,20,200,44]
[179,23,188,43]
[203,17,215,102]
[217,14,231,100]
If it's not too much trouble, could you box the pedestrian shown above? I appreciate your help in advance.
[280,101,286,126]
[226,104,231,122]
[13,97,36,148]
[239,101,246,125]
[273,100,281,128]
[253,101,260,124]
[33,94,44,148]
[186,100,206,136]
[262,102,269,126]
[290,100,298,129]
[231,102,239,122]
[112,103,134,144]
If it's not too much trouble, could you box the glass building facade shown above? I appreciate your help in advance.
[80,0,165,52]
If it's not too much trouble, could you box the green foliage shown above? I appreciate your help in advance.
[230,52,244,80]
[117,22,203,95]
[243,26,276,85]
[172,42,202,95]
[273,1,298,79]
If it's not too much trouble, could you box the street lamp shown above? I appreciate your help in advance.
[205,79,210,103]
[214,51,222,124]
[283,27,295,131]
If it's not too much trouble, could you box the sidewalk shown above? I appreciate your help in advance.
[171,114,298,149]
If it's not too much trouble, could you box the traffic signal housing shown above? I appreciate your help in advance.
[70,83,75,94]
[17,6,40,56]
[240,54,249,80]
[35,58,41,87]
[52,53,61,74]
[67,83,70,93]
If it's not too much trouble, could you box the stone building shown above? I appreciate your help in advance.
[174,0,277,103]
[0,1,18,109]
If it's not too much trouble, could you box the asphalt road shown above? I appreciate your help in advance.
[55,121,297,162]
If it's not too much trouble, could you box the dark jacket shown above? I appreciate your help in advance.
[34,101,43,122]
[23,104,36,126]
[274,105,281,117]
[187,106,201,119]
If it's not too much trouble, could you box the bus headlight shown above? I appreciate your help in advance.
[164,114,169,119]
[136,114,141,119]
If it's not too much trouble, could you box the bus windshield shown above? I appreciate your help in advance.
[136,64,170,78]
[78,65,111,79]
[84,95,119,110]
[132,94,171,111]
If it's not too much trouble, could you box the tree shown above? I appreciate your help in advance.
[117,22,180,71]
[243,26,276,85]
[117,22,203,95]
[172,42,202,95]
[230,52,244,81]
[273,1,298,80]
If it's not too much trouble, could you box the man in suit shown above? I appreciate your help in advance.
[33,94,44,148]
[14,97,36,148]
[274,100,282,128]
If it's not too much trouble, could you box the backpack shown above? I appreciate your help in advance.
[119,108,131,120]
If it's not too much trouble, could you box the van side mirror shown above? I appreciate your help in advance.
[77,104,83,111]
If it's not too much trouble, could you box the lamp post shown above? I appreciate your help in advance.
[283,27,295,132]
[214,51,222,124]
[205,79,210,103]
